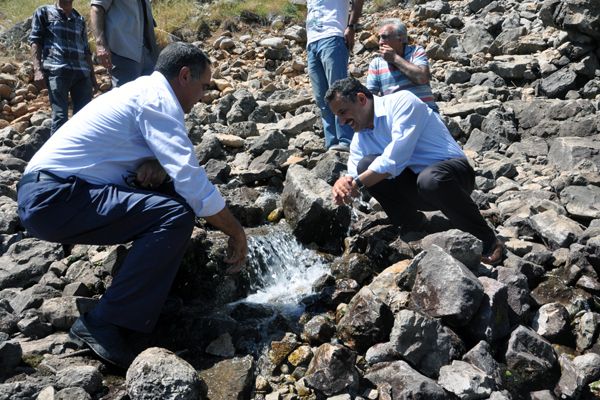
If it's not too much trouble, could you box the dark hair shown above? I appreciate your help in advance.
[155,42,211,80]
[325,77,373,103]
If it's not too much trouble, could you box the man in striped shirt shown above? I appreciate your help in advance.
[366,19,438,113]
[30,0,97,134]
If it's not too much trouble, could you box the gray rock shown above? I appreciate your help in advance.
[9,284,60,315]
[477,154,517,180]
[56,365,102,394]
[0,332,21,377]
[0,196,18,234]
[466,277,511,343]
[195,135,224,165]
[575,311,600,352]
[531,302,570,342]
[275,112,319,137]
[468,0,492,13]
[481,108,519,142]
[488,55,537,80]
[461,25,494,55]
[528,390,557,400]
[39,296,98,330]
[552,0,600,40]
[540,67,578,98]
[226,91,258,123]
[268,96,313,114]
[529,209,584,248]
[560,185,600,219]
[55,387,92,399]
[283,25,306,43]
[304,343,358,396]
[366,309,464,378]
[420,229,483,270]
[462,341,503,387]
[364,360,448,400]
[17,313,53,339]
[548,136,600,172]
[247,130,288,156]
[445,68,471,84]
[0,380,48,400]
[259,37,285,49]
[496,267,532,325]
[126,347,203,400]
[465,128,504,153]
[506,137,549,160]
[505,325,557,387]
[438,360,495,399]
[409,245,485,326]
[281,164,350,249]
[0,239,63,290]
[337,286,393,353]
[312,151,348,186]
[198,355,254,400]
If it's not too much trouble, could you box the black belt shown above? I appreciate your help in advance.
[17,170,68,191]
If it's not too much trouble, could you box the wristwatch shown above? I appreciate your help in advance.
[353,176,366,192]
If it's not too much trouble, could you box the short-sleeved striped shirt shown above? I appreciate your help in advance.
[29,5,91,75]
[366,44,438,112]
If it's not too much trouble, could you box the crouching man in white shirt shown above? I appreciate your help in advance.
[17,42,248,369]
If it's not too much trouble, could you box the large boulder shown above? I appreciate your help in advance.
[304,343,359,396]
[364,360,448,399]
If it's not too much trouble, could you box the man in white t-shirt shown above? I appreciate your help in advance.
[306,0,364,151]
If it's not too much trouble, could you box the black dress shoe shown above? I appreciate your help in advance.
[69,313,134,369]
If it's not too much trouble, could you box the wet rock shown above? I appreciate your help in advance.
[420,229,483,270]
[364,360,448,400]
[302,314,335,345]
[282,164,350,249]
[409,245,485,326]
[127,347,203,400]
[330,253,374,285]
[336,286,393,353]
[466,277,511,343]
[366,309,464,378]
[288,345,313,367]
[312,151,348,186]
[531,302,570,342]
[205,332,235,357]
[304,343,358,396]
[269,332,300,368]
[505,325,557,388]
[438,360,495,399]
[574,311,600,352]
[554,353,600,399]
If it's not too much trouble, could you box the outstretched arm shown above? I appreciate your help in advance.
[90,5,112,70]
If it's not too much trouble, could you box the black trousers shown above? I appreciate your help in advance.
[358,156,497,253]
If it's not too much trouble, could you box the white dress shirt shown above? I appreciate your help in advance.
[348,91,465,178]
[25,71,225,217]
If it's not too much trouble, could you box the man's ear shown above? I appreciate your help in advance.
[357,92,368,105]
[178,66,191,85]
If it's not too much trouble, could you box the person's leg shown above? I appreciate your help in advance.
[70,74,93,115]
[320,35,354,146]
[18,176,196,332]
[416,157,498,252]
[358,155,432,228]
[140,46,156,77]
[110,52,143,87]
[46,73,70,134]
[307,39,337,149]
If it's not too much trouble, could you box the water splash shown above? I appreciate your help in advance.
[242,224,328,310]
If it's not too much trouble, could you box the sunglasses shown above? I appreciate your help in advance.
[378,33,402,41]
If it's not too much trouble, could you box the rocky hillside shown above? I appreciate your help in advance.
[1,0,600,399]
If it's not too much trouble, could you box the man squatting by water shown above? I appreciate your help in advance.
[327,77,504,265]
[17,42,248,369]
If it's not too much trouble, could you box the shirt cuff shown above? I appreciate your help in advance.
[195,188,226,217]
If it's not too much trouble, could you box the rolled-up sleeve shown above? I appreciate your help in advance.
[29,8,45,44]
[138,99,225,217]
[368,94,429,177]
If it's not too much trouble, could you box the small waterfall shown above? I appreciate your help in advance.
[242,223,328,312]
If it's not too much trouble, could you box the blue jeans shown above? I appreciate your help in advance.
[110,47,155,87]
[46,71,93,134]
[307,36,355,148]
[17,173,195,333]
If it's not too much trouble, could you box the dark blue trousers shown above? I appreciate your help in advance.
[46,71,93,134]
[17,173,195,333]
[358,156,497,253]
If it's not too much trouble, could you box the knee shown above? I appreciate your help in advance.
[164,201,196,235]
[416,169,441,195]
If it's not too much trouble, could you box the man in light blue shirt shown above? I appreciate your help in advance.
[17,43,247,369]
[326,78,502,265]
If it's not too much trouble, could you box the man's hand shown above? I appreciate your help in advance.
[332,175,358,205]
[136,159,167,189]
[224,232,248,274]
[379,44,399,64]
[344,27,356,52]
[33,69,46,90]
[96,45,112,70]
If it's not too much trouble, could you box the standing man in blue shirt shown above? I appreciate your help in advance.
[17,43,248,369]
[30,0,97,134]
[366,19,438,113]
[306,0,364,152]
[327,77,503,265]
[90,0,159,87]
